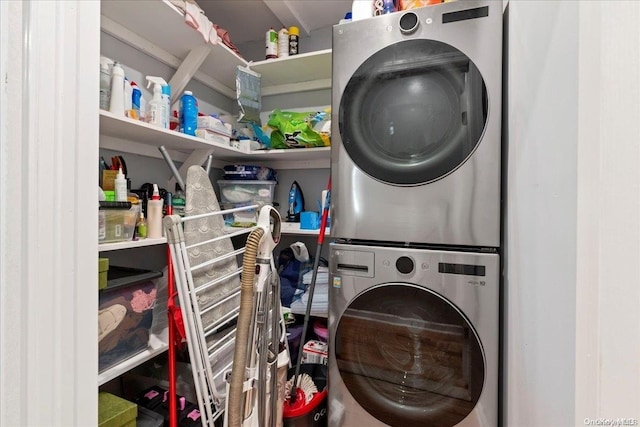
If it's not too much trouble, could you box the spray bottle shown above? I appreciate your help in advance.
[146,76,168,128]
[147,184,164,239]
[161,84,171,130]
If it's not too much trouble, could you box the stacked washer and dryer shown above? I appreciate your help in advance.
[328,2,502,426]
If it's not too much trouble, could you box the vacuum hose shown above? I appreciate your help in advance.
[228,227,265,427]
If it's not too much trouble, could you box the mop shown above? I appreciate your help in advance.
[284,178,331,411]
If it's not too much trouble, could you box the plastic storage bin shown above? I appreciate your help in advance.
[220,203,261,227]
[99,267,162,372]
[99,205,139,243]
[283,364,328,427]
[217,180,276,205]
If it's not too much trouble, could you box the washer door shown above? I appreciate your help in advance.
[334,283,485,427]
[339,39,488,185]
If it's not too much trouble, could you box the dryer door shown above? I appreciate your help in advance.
[339,39,488,185]
[334,283,485,426]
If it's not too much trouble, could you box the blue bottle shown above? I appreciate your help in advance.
[180,91,198,136]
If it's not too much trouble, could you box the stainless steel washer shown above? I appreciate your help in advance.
[328,242,498,426]
[331,1,502,248]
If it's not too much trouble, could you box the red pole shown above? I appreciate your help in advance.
[166,203,178,427]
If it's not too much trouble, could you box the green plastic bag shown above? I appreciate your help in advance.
[267,110,330,149]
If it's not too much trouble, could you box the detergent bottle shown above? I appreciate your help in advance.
[179,91,198,136]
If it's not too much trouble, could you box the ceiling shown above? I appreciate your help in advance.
[197,0,353,45]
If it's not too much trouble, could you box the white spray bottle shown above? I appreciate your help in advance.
[146,76,168,128]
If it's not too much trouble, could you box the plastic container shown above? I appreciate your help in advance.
[266,27,278,59]
[109,62,126,116]
[217,180,277,204]
[98,267,161,372]
[114,168,127,202]
[179,91,198,136]
[136,406,164,427]
[223,164,276,181]
[278,27,289,58]
[220,202,262,227]
[313,320,328,342]
[289,26,300,56]
[147,184,163,239]
[172,183,185,217]
[99,205,139,243]
[161,84,171,130]
[131,81,142,119]
[99,56,113,110]
[283,364,328,427]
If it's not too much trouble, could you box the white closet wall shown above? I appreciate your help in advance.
[505,1,640,424]
[0,1,99,425]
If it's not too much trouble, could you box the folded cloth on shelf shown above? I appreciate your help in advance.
[179,0,243,57]
[302,267,329,285]
[183,1,218,44]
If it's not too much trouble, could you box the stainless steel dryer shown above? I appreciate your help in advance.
[331,1,502,248]
[328,242,498,427]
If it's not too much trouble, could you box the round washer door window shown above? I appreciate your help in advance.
[334,283,485,427]
[339,39,488,185]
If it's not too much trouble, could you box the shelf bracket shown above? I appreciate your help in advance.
[168,45,211,112]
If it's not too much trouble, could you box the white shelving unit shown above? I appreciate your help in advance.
[100,110,330,169]
[98,237,167,252]
[98,0,334,390]
[98,343,169,386]
[101,0,333,97]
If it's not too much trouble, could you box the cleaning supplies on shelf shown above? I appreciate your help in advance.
[114,167,127,202]
[161,84,171,131]
[109,62,126,116]
[265,27,277,59]
[289,26,299,55]
[278,27,289,58]
[124,78,133,116]
[99,56,114,110]
[147,184,163,239]
[179,91,198,136]
[146,76,168,128]
[130,81,142,120]
[136,210,147,239]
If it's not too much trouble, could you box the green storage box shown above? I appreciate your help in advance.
[98,258,109,290]
[98,392,137,427]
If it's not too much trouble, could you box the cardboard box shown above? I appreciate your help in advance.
[301,340,328,366]
[99,258,109,290]
[98,392,137,427]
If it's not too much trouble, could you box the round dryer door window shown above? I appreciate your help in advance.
[334,283,485,426]
[339,39,488,185]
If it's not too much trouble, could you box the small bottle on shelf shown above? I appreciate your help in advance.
[179,91,198,136]
[147,184,164,239]
[136,210,147,239]
[114,167,127,202]
[288,26,299,56]
[266,27,278,59]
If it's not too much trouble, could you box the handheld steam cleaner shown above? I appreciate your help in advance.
[225,205,290,427]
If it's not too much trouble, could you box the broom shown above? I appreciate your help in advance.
[283,178,331,409]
